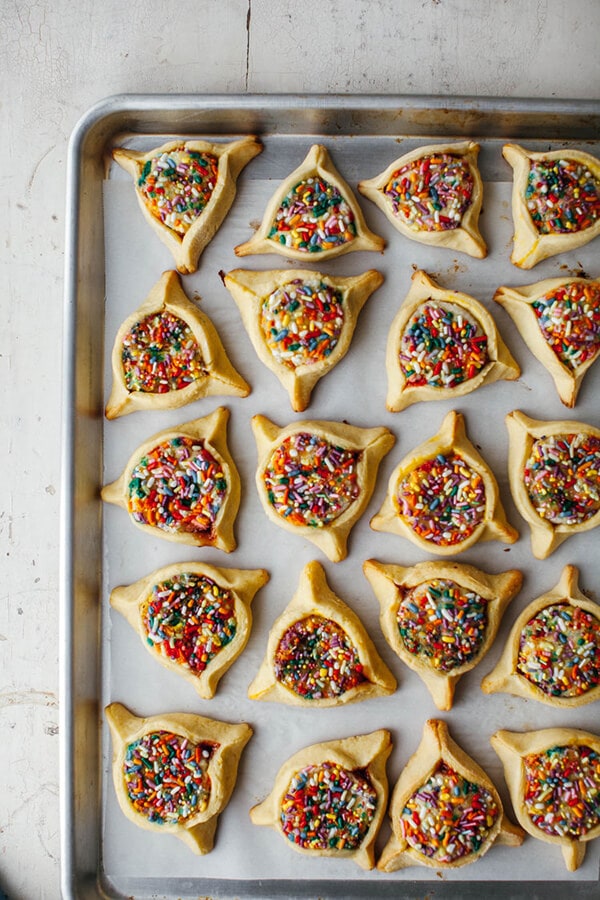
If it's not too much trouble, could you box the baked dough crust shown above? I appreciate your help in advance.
[363,559,522,710]
[247,559,396,706]
[370,410,518,555]
[234,144,385,260]
[386,270,519,412]
[503,143,600,269]
[249,728,391,870]
[101,407,240,551]
[506,410,600,559]
[113,137,262,273]
[223,267,383,411]
[491,726,600,871]
[110,562,269,699]
[358,141,486,258]
[106,270,250,419]
[105,702,252,854]
[482,565,600,707]
[252,415,395,562]
[378,719,523,872]
[494,276,600,407]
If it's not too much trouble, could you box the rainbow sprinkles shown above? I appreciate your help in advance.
[482,564,600,708]
[106,270,249,419]
[506,411,600,559]
[386,271,519,412]
[106,703,252,854]
[280,761,377,851]
[110,561,268,699]
[253,416,394,562]
[250,729,392,870]
[248,560,396,708]
[492,726,600,871]
[113,137,262,273]
[101,407,240,551]
[494,276,600,408]
[364,559,522,711]
[123,730,215,824]
[358,141,486,257]
[224,267,383,412]
[235,144,385,260]
[503,143,600,268]
[371,410,518,555]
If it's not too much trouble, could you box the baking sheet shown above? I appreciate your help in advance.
[99,131,600,891]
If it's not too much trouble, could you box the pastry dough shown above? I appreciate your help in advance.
[358,141,486,258]
[106,270,250,419]
[363,559,522,710]
[506,410,600,559]
[385,270,519,412]
[482,565,600,707]
[378,719,523,871]
[110,562,269,699]
[223,267,383,411]
[249,729,391,870]
[105,702,252,854]
[371,410,518,555]
[503,143,600,269]
[491,726,600,871]
[252,415,395,562]
[234,144,385,260]
[248,560,396,706]
[494,276,600,407]
[101,407,240,551]
[113,136,262,273]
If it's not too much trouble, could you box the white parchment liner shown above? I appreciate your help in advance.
[101,134,600,885]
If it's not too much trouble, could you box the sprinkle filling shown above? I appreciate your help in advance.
[525,159,600,234]
[523,433,600,526]
[137,148,219,235]
[396,453,486,546]
[127,437,227,536]
[280,761,377,850]
[399,301,488,388]
[260,279,345,369]
[532,282,600,371]
[142,574,237,676]
[123,731,216,824]
[263,433,360,528]
[397,579,488,672]
[383,153,474,232]
[121,311,206,394]
[400,761,499,862]
[523,744,600,838]
[267,177,357,252]
[517,603,600,698]
[274,614,366,699]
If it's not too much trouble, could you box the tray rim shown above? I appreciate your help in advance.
[60,91,600,900]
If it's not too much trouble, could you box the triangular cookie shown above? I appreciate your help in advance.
[113,137,262,273]
[224,267,382,411]
[235,144,385,260]
[248,560,396,706]
[106,270,249,418]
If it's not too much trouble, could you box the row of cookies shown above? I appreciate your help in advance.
[106,703,600,874]
[105,266,599,417]
[112,138,600,271]
[102,406,600,561]
[109,556,599,711]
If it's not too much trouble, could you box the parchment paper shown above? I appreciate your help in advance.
[101,133,600,886]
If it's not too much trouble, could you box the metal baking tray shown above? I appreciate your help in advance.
[61,94,600,899]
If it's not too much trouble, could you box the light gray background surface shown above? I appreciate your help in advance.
[2,2,600,897]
